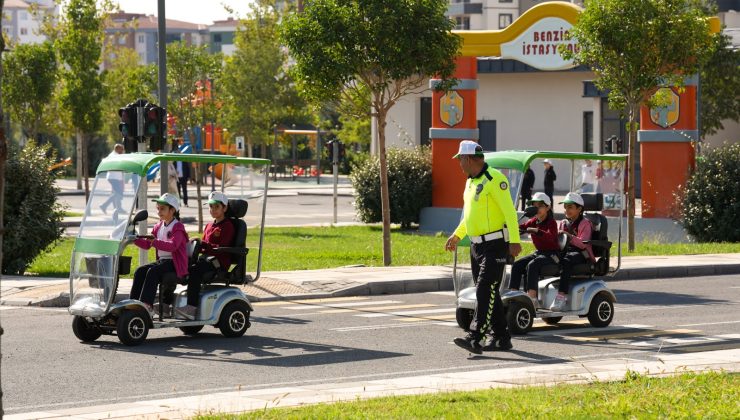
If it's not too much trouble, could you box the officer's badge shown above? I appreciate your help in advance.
[500,182,508,190]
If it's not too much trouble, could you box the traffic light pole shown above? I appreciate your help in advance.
[137,140,148,266]
[158,0,168,195]
[333,141,338,224]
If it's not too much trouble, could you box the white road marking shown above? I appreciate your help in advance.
[678,320,740,327]
[280,300,402,310]
[331,322,441,332]
[356,308,454,318]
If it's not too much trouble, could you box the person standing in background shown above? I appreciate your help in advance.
[543,159,556,205]
[520,168,535,211]
[176,160,191,207]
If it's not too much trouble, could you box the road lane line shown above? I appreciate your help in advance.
[357,308,455,318]
[558,328,700,342]
[397,314,457,322]
[253,296,369,307]
[320,304,437,314]
[280,300,402,310]
[331,322,441,331]
[678,320,740,327]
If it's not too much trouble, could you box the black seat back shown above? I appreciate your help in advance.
[225,199,248,285]
[581,193,610,275]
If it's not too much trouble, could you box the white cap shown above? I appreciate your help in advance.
[528,192,551,206]
[543,159,552,164]
[452,140,484,159]
[152,193,180,211]
[207,191,228,206]
[560,192,584,207]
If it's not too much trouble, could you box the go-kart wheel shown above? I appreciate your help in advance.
[542,316,562,325]
[506,301,534,335]
[72,316,102,342]
[179,326,204,336]
[587,294,614,328]
[117,310,149,346]
[456,308,474,331]
[218,300,251,338]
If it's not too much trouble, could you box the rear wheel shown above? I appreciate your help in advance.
[456,308,474,331]
[587,294,614,328]
[72,316,102,342]
[117,310,149,346]
[542,316,563,325]
[179,326,204,336]
[506,301,534,335]
[218,300,251,337]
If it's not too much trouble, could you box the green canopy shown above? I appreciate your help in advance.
[484,150,627,173]
[96,152,271,176]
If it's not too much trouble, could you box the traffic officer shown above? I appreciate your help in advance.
[445,140,522,354]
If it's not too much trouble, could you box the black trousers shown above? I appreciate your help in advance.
[177,177,189,205]
[470,238,510,339]
[510,251,558,292]
[520,190,532,211]
[559,251,587,293]
[187,258,223,307]
[130,259,175,305]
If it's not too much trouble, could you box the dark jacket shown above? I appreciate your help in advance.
[544,167,556,192]
[522,168,535,195]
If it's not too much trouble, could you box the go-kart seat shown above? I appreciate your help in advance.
[199,198,250,286]
[536,193,611,279]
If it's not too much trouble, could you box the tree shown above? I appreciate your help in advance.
[280,0,460,265]
[166,41,222,232]
[0,0,6,414]
[2,42,57,143]
[56,0,111,197]
[222,2,301,157]
[562,0,714,251]
[700,32,740,138]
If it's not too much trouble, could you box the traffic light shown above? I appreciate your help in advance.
[337,141,346,161]
[144,104,164,151]
[118,105,138,153]
[326,140,335,162]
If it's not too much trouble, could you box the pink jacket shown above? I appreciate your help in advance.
[558,217,596,262]
[134,220,189,278]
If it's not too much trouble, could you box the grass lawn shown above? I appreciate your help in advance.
[24,225,740,277]
[197,371,738,419]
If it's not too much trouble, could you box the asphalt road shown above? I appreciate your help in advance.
[2,275,739,415]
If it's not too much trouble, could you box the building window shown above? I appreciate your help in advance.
[214,33,222,43]
[138,35,144,43]
[20,11,28,20]
[118,35,126,45]
[20,27,28,35]
[455,16,470,30]
[499,0,513,3]
[583,111,593,153]
[499,14,512,29]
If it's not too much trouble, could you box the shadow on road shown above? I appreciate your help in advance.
[613,289,730,306]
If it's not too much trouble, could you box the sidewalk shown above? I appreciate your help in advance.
[7,348,739,419]
[3,254,740,307]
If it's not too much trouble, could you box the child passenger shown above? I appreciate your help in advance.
[130,193,189,315]
[509,192,559,308]
[175,191,235,320]
[550,192,595,311]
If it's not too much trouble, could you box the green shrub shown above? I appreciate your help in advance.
[350,147,431,228]
[3,141,66,274]
[679,143,740,242]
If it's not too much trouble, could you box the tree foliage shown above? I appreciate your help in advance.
[700,33,740,138]
[3,141,65,274]
[280,0,460,265]
[2,42,57,142]
[679,143,740,242]
[562,0,714,250]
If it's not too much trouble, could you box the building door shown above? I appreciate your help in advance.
[478,120,496,152]
[420,97,432,146]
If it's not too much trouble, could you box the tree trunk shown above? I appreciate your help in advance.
[627,106,637,252]
[0,1,7,412]
[377,110,392,266]
[76,130,83,189]
[191,128,204,233]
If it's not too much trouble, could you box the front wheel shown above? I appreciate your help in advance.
[506,301,534,335]
[456,308,474,331]
[218,300,251,338]
[117,310,149,346]
[72,316,102,342]
[587,294,614,328]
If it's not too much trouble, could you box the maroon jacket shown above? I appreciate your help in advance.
[520,216,559,252]
[201,218,235,269]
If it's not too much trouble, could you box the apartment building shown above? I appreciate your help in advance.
[2,0,56,45]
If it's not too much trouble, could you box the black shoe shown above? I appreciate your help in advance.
[454,332,482,355]
[482,336,514,352]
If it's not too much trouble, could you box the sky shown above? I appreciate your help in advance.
[112,0,254,25]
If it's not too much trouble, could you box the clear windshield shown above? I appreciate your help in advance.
[495,168,523,208]
[79,172,141,240]
[69,251,122,316]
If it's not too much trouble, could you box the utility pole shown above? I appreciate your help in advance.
[157,0,168,195]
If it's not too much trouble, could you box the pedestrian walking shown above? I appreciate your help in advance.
[543,159,556,205]
[520,168,535,211]
[445,140,521,354]
[176,160,191,207]
[100,143,125,215]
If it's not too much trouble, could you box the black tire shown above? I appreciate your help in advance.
[587,294,614,328]
[542,316,563,325]
[179,326,204,336]
[456,308,474,331]
[218,300,251,338]
[117,310,149,346]
[72,316,102,342]
[506,301,534,335]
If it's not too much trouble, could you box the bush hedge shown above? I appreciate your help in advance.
[3,141,65,274]
[350,147,431,228]
[679,143,740,242]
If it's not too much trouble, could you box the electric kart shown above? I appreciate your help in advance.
[68,152,269,345]
[453,151,627,334]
